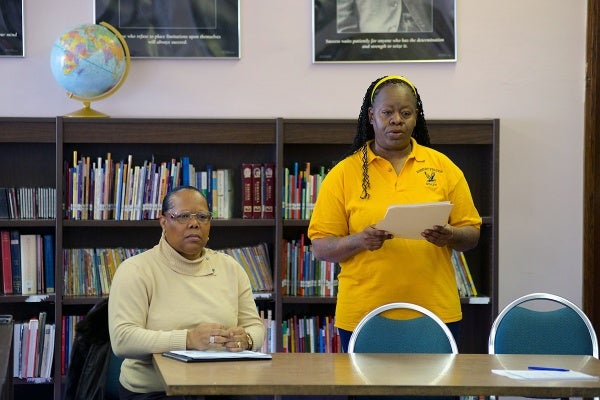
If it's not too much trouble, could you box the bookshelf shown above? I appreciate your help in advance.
[0,118,57,400]
[0,117,498,400]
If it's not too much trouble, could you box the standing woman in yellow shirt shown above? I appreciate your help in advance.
[307,75,481,351]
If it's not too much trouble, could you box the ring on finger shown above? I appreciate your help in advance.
[237,341,241,348]
[209,336,215,344]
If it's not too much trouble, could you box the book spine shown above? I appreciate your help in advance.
[25,318,38,377]
[36,235,44,293]
[223,168,234,219]
[241,163,253,219]
[252,164,262,219]
[20,323,29,378]
[1,230,12,294]
[181,156,190,186]
[0,188,9,219]
[459,251,478,296]
[262,163,275,219]
[35,311,46,377]
[9,230,21,294]
[13,322,22,377]
[19,234,38,295]
[217,169,225,218]
[205,164,213,213]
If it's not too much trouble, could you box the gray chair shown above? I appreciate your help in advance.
[348,302,458,400]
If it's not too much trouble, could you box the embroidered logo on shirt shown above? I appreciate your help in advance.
[418,168,442,187]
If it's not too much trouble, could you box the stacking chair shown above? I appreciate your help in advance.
[348,302,458,354]
[488,292,598,357]
[488,292,598,400]
[348,302,458,400]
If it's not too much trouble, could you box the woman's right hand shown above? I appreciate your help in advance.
[361,225,393,251]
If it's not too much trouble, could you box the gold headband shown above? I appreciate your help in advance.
[370,75,417,103]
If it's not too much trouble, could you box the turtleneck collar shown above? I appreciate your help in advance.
[158,235,215,277]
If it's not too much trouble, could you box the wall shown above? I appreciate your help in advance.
[0,0,587,309]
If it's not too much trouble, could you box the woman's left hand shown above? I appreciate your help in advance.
[224,327,248,352]
[421,224,453,247]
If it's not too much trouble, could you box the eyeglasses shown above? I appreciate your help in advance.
[166,211,213,224]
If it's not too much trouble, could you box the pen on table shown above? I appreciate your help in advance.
[528,366,570,372]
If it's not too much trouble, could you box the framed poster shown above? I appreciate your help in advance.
[95,0,240,58]
[313,0,456,63]
[0,0,24,57]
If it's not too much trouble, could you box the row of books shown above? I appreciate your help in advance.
[62,248,146,296]
[13,312,55,379]
[282,162,328,220]
[451,250,478,297]
[1,231,55,295]
[62,244,274,296]
[220,242,273,293]
[281,236,340,297]
[64,152,277,221]
[0,187,56,220]
[281,314,341,353]
[258,308,276,354]
[60,314,84,375]
[65,152,192,220]
[241,163,275,219]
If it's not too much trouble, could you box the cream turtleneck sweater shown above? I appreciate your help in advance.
[108,236,266,393]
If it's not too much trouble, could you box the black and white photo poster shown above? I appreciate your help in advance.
[0,0,23,57]
[313,0,456,63]
[95,0,240,58]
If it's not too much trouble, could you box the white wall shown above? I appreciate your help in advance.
[0,0,587,309]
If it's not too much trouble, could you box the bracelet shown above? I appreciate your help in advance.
[245,332,253,350]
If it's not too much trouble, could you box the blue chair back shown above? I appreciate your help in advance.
[348,302,458,354]
[104,350,123,400]
[489,292,598,357]
[348,303,457,400]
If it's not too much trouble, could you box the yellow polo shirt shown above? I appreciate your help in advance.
[308,139,481,331]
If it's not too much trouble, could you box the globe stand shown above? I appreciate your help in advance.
[52,22,131,118]
[64,100,109,118]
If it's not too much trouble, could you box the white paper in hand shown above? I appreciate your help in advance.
[374,202,453,240]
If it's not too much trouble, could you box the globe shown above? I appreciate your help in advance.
[50,22,130,117]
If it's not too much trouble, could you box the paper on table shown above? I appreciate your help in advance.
[374,202,454,240]
[163,350,272,362]
[492,369,599,381]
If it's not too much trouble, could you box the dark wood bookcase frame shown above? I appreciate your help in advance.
[0,117,499,400]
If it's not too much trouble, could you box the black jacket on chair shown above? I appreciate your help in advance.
[63,298,117,400]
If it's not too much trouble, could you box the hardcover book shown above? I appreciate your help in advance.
[241,163,253,219]
[251,164,262,218]
[19,234,38,295]
[1,230,12,294]
[262,163,275,219]
[9,230,21,294]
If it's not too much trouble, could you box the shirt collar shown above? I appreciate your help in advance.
[366,137,423,163]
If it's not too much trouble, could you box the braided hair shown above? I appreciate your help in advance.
[343,75,431,199]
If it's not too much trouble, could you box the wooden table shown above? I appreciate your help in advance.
[152,352,600,397]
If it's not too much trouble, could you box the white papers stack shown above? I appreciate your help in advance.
[492,369,599,381]
[375,201,454,240]
[163,350,272,362]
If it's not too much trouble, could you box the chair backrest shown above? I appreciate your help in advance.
[488,292,599,357]
[348,302,458,354]
[104,350,123,400]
